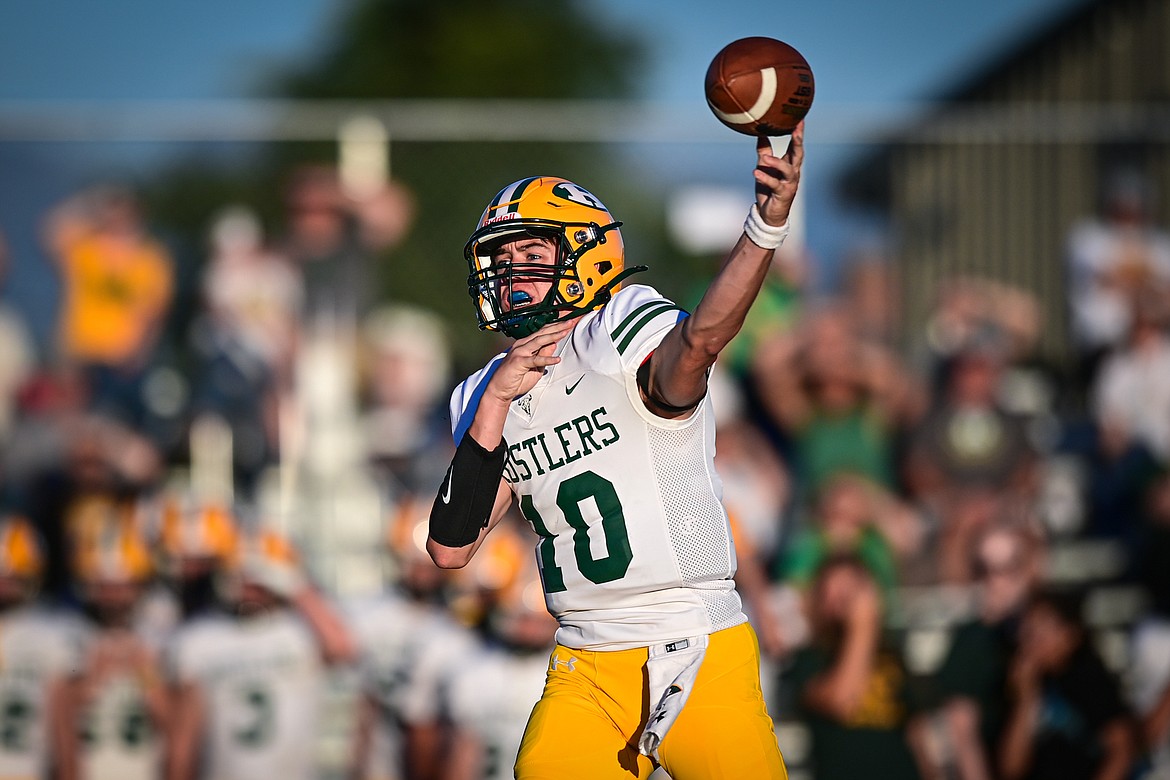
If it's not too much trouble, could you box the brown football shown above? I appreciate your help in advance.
[705,37,814,136]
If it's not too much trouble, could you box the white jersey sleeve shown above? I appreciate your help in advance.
[1129,618,1170,714]
[599,284,689,373]
[449,352,507,445]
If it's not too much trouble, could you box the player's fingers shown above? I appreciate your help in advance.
[772,158,798,182]
[756,159,797,187]
[515,322,571,352]
[772,152,800,176]
[756,136,789,168]
[755,148,783,176]
[788,121,805,167]
[528,319,575,341]
[529,330,570,354]
[753,170,783,192]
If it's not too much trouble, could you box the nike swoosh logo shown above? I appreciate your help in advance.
[565,376,585,395]
[441,466,453,504]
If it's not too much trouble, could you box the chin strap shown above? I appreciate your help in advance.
[501,310,557,339]
[600,264,649,291]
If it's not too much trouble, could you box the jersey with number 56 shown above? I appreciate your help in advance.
[167,610,323,780]
[450,284,746,651]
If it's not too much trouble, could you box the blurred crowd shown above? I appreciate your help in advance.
[0,163,1168,780]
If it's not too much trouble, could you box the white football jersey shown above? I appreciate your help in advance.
[451,284,746,651]
[73,623,164,780]
[446,647,549,780]
[346,592,479,779]
[0,606,81,780]
[77,675,162,780]
[167,610,324,780]
[132,583,182,653]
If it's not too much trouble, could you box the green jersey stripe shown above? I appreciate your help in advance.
[612,301,673,340]
[616,306,683,355]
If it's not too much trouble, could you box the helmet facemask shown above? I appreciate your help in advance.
[464,177,646,339]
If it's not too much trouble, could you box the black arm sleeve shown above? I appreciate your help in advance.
[428,433,507,548]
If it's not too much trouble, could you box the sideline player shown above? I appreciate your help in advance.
[52,518,168,780]
[0,517,79,780]
[346,499,478,780]
[427,124,804,779]
[165,528,356,780]
[445,561,557,780]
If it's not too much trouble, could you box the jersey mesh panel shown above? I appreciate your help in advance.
[648,423,744,631]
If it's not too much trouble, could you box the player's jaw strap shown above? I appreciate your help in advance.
[429,433,507,548]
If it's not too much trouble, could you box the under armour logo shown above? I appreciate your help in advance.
[549,654,577,673]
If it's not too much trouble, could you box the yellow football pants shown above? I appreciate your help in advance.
[514,621,787,780]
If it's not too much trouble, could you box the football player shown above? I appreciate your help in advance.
[51,516,168,780]
[165,527,355,780]
[346,497,479,780]
[154,492,239,619]
[427,124,804,779]
[445,566,558,780]
[120,490,239,653]
[0,516,81,780]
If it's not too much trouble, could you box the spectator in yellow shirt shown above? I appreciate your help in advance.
[44,186,173,420]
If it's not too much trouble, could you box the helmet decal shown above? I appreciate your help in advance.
[550,182,605,209]
[482,176,541,222]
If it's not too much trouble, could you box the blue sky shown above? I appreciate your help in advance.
[0,0,1081,103]
[0,0,1085,343]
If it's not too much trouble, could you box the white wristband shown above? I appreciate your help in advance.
[743,204,790,250]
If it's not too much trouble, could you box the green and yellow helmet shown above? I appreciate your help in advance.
[464,176,646,338]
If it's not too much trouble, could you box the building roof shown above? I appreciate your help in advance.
[837,0,1129,206]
